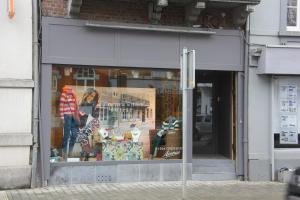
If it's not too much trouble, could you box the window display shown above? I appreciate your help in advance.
[50,66,182,162]
[274,78,300,148]
[279,85,298,144]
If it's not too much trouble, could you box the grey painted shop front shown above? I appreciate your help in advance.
[41,17,246,185]
[253,45,300,181]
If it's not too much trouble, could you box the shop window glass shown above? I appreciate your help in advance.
[87,80,94,87]
[77,80,84,86]
[52,74,58,91]
[75,68,96,89]
[50,65,182,162]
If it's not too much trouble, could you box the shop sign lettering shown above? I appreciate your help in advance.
[163,150,181,159]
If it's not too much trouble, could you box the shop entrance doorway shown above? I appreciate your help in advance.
[193,71,235,159]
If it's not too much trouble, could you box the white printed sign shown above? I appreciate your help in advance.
[280,85,297,99]
[280,130,298,144]
[279,84,298,145]
[280,100,297,113]
[280,115,297,129]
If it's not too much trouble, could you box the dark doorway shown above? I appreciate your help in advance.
[193,71,234,159]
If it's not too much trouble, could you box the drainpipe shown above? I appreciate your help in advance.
[243,11,251,181]
[31,0,40,188]
[270,76,275,181]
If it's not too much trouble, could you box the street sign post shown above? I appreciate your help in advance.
[180,47,195,200]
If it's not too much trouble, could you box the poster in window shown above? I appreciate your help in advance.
[280,130,298,144]
[279,84,298,145]
[280,85,297,99]
[69,86,156,158]
[280,100,297,113]
[280,115,297,129]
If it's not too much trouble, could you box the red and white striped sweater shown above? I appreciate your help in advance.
[59,92,77,119]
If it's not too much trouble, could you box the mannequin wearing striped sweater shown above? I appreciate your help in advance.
[59,86,79,158]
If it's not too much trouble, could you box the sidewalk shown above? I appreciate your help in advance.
[0,181,286,200]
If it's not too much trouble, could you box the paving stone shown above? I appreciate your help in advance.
[3,181,286,200]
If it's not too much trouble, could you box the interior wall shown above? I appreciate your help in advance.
[193,71,216,155]
[193,71,233,158]
[217,72,233,158]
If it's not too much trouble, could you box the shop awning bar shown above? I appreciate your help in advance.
[257,45,300,75]
[85,21,216,35]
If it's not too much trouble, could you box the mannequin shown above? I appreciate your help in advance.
[59,86,79,159]
[77,88,100,161]
[131,126,142,142]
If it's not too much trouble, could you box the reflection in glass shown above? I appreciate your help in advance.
[287,0,298,27]
[288,0,297,7]
[287,8,297,26]
[193,83,213,155]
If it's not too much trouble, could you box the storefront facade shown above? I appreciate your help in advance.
[249,0,300,181]
[40,0,260,185]
[40,17,243,185]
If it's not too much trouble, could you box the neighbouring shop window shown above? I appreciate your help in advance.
[287,0,300,31]
[274,77,300,148]
[50,65,182,162]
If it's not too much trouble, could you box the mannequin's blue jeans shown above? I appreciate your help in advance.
[63,114,78,154]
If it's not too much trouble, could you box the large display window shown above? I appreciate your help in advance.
[50,65,182,162]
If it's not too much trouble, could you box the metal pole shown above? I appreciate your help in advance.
[182,88,188,199]
[181,48,188,200]
[181,48,195,200]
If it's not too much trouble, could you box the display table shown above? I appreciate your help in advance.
[102,141,144,161]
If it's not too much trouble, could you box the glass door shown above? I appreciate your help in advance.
[193,83,214,155]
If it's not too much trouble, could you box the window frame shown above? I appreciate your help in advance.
[287,0,300,31]
[280,0,300,36]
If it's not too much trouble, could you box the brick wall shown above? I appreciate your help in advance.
[41,0,67,17]
[80,0,185,26]
[41,0,185,26]
[41,0,232,28]
[79,0,149,24]
[161,5,185,26]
